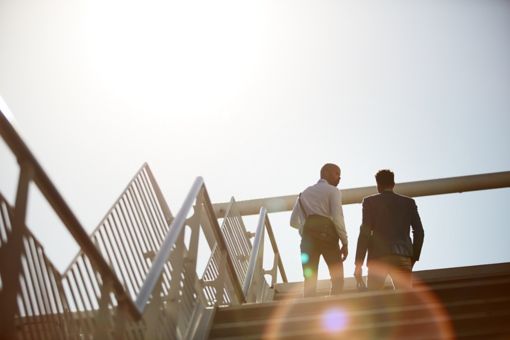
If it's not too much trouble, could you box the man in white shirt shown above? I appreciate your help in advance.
[290,163,349,297]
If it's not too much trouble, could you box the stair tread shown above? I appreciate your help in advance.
[210,264,510,339]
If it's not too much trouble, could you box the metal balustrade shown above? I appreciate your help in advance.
[243,207,287,303]
[65,163,173,302]
[2,107,510,339]
[54,163,175,339]
[1,193,73,340]
[136,176,247,339]
[1,109,278,339]
[200,198,251,306]
[1,110,138,339]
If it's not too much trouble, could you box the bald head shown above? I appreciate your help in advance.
[320,163,341,187]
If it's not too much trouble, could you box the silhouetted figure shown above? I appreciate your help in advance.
[290,163,349,297]
[354,169,424,290]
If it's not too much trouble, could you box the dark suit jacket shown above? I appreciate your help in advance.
[355,190,424,266]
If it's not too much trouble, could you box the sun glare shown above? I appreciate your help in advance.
[322,308,349,333]
[81,0,264,128]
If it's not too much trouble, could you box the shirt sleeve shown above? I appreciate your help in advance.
[330,189,348,246]
[290,197,304,231]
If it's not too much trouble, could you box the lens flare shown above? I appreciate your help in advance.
[263,264,454,339]
[322,308,348,333]
[304,268,314,278]
[301,252,310,264]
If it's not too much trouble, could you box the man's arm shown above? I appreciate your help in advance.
[354,198,371,284]
[355,198,372,267]
[330,189,348,246]
[290,197,304,231]
[410,199,424,263]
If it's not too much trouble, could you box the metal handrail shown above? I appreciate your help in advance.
[0,110,140,319]
[243,208,266,297]
[135,176,241,310]
[132,174,200,310]
[63,162,171,275]
[2,108,248,338]
[265,213,288,283]
[243,207,287,302]
[213,171,510,216]
[200,183,247,304]
[5,101,510,338]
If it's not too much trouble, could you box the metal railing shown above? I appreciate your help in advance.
[135,176,246,339]
[3,106,510,339]
[56,163,175,338]
[198,197,253,306]
[1,193,74,340]
[1,109,271,339]
[218,198,253,289]
[1,109,139,339]
[213,171,510,216]
[65,163,173,301]
[243,207,288,303]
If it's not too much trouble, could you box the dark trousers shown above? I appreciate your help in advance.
[300,235,344,297]
[367,255,413,290]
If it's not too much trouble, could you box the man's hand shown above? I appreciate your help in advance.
[340,245,348,262]
[354,265,365,289]
[354,265,362,280]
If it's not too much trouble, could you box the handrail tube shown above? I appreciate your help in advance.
[200,186,246,304]
[243,207,266,298]
[3,107,247,323]
[213,171,510,216]
[0,110,140,319]
[264,215,288,283]
[0,162,32,338]
[135,176,204,312]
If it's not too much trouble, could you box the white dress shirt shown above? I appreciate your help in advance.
[290,179,348,246]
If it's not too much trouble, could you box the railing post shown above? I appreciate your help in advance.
[200,186,246,304]
[264,215,288,283]
[155,230,187,339]
[94,276,114,339]
[142,274,165,340]
[179,210,201,333]
[243,208,266,302]
[114,300,131,340]
[0,161,33,339]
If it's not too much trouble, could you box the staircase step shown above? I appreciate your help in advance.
[210,274,510,339]
[273,263,510,301]
[215,277,510,322]
[210,297,510,338]
[210,312,510,340]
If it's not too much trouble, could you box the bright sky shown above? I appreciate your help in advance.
[1,0,509,282]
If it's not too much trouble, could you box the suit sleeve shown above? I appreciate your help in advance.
[355,197,371,266]
[410,199,424,261]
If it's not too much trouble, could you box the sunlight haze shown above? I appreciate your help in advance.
[1,0,509,281]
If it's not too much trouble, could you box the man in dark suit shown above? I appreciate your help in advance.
[354,169,424,290]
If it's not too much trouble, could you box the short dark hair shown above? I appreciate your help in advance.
[375,169,395,187]
[320,163,340,178]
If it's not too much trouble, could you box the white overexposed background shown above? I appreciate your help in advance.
[1,0,509,282]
